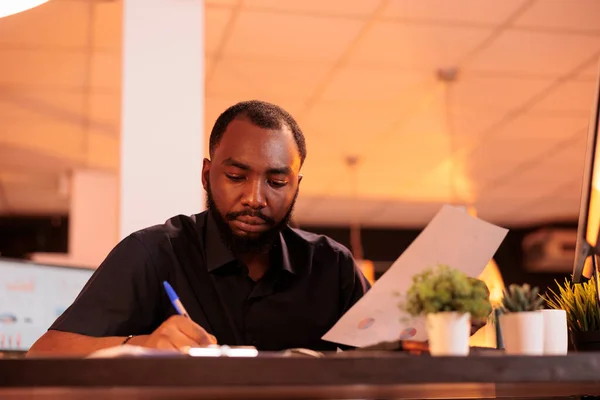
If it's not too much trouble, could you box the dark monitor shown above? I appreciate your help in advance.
[573,63,600,283]
[0,257,94,352]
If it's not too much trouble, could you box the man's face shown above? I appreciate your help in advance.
[202,117,302,255]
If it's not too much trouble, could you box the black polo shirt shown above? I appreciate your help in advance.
[50,210,371,351]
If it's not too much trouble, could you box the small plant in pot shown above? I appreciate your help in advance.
[546,277,600,351]
[400,264,492,356]
[498,284,545,355]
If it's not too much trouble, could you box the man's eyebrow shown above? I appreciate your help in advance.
[222,158,292,175]
[222,158,250,170]
[267,166,292,175]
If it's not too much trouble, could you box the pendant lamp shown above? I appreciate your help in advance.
[0,1,49,19]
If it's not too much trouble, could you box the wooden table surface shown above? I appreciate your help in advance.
[2,351,600,399]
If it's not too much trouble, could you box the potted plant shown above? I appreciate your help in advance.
[546,277,600,351]
[498,284,545,355]
[400,264,492,356]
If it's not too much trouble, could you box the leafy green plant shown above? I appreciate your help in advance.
[399,264,491,319]
[499,283,545,313]
[546,277,600,332]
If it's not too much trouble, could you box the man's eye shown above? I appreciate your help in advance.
[269,180,287,188]
[226,174,244,182]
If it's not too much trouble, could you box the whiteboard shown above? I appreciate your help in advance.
[0,258,94,351]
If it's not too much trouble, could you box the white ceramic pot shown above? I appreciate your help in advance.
[426,312,471,356]
[499,311,544,355]
[540,309,568,355]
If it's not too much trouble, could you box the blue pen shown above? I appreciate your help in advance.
[163,281,190,318]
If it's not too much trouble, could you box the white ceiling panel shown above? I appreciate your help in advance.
[449,110,508,149]
[90,52,120,89]
[0,0,89,48]
[86,131,119,172]
[382,0,528,25]
[504,195,582,225]
[485,161,581,196]
[475,185,544,206]
[513,0,600,33]
[0,144,80,175]
[207,62,270,99]
[0,171,59,191]
[292,196,389,226]
[206,0,238,6]
[205,6,232,55]
[465,30,600,76]
[93,0,121,50]
[466,131,585,185]
[374,93,448,147]
[413,160,475,201]
[359,134,454,191]
[365,200,447,228]
[577,62,600,80]
[452,75,551,111]
[348,22,491,68]
[294,157,349,196]
[0,50,87,87]
[320,66,433,102]
[205,63,264,100]
[393,106,447,138]
[301,101,404,152]
[243,0,382,17]
[483,114,588,142]
[222,10,365,61]
[362,157,450,192]
[482,136,588,195]
[0,90,85,124]
[541,137,589,171]
[207,58,330,99]
[473,178,582,221]
[0,121,86,162]
[530,79,598,114]
[205,56,215,77]
[89,93,120,135]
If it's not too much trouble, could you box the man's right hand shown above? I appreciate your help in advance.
[131,315,217,350]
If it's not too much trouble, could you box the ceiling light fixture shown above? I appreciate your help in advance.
[0,1,48,19]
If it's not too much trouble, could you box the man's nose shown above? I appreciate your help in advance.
[241,180,267,209]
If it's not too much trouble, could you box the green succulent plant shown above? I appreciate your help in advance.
[500,283,545,313]
[545,277,600,332]
[399,264,492,319]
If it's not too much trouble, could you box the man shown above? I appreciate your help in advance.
[27,100,371,356]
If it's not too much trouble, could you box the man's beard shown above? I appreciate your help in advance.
[205,181,298,256]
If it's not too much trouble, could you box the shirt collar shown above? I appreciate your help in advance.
[205,212,236,271]
[204,211,297,275]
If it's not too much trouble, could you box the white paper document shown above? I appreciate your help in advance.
[321,205,509,348]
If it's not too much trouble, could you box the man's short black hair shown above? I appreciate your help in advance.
[209,100,307,165]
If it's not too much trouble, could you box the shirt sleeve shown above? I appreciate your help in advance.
[338,249,371,316]
[49,235,162,337]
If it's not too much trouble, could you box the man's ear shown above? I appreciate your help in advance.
[202,158,211,190]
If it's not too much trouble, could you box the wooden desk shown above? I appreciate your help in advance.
[2,351,600,399]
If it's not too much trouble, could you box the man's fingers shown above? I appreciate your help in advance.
[169,315,216,345]
[207,334,217,344]
[165,326,205,349]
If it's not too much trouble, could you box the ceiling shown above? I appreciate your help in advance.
[0,0,599,228]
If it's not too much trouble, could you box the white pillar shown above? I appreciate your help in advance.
[120,0,205,239]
